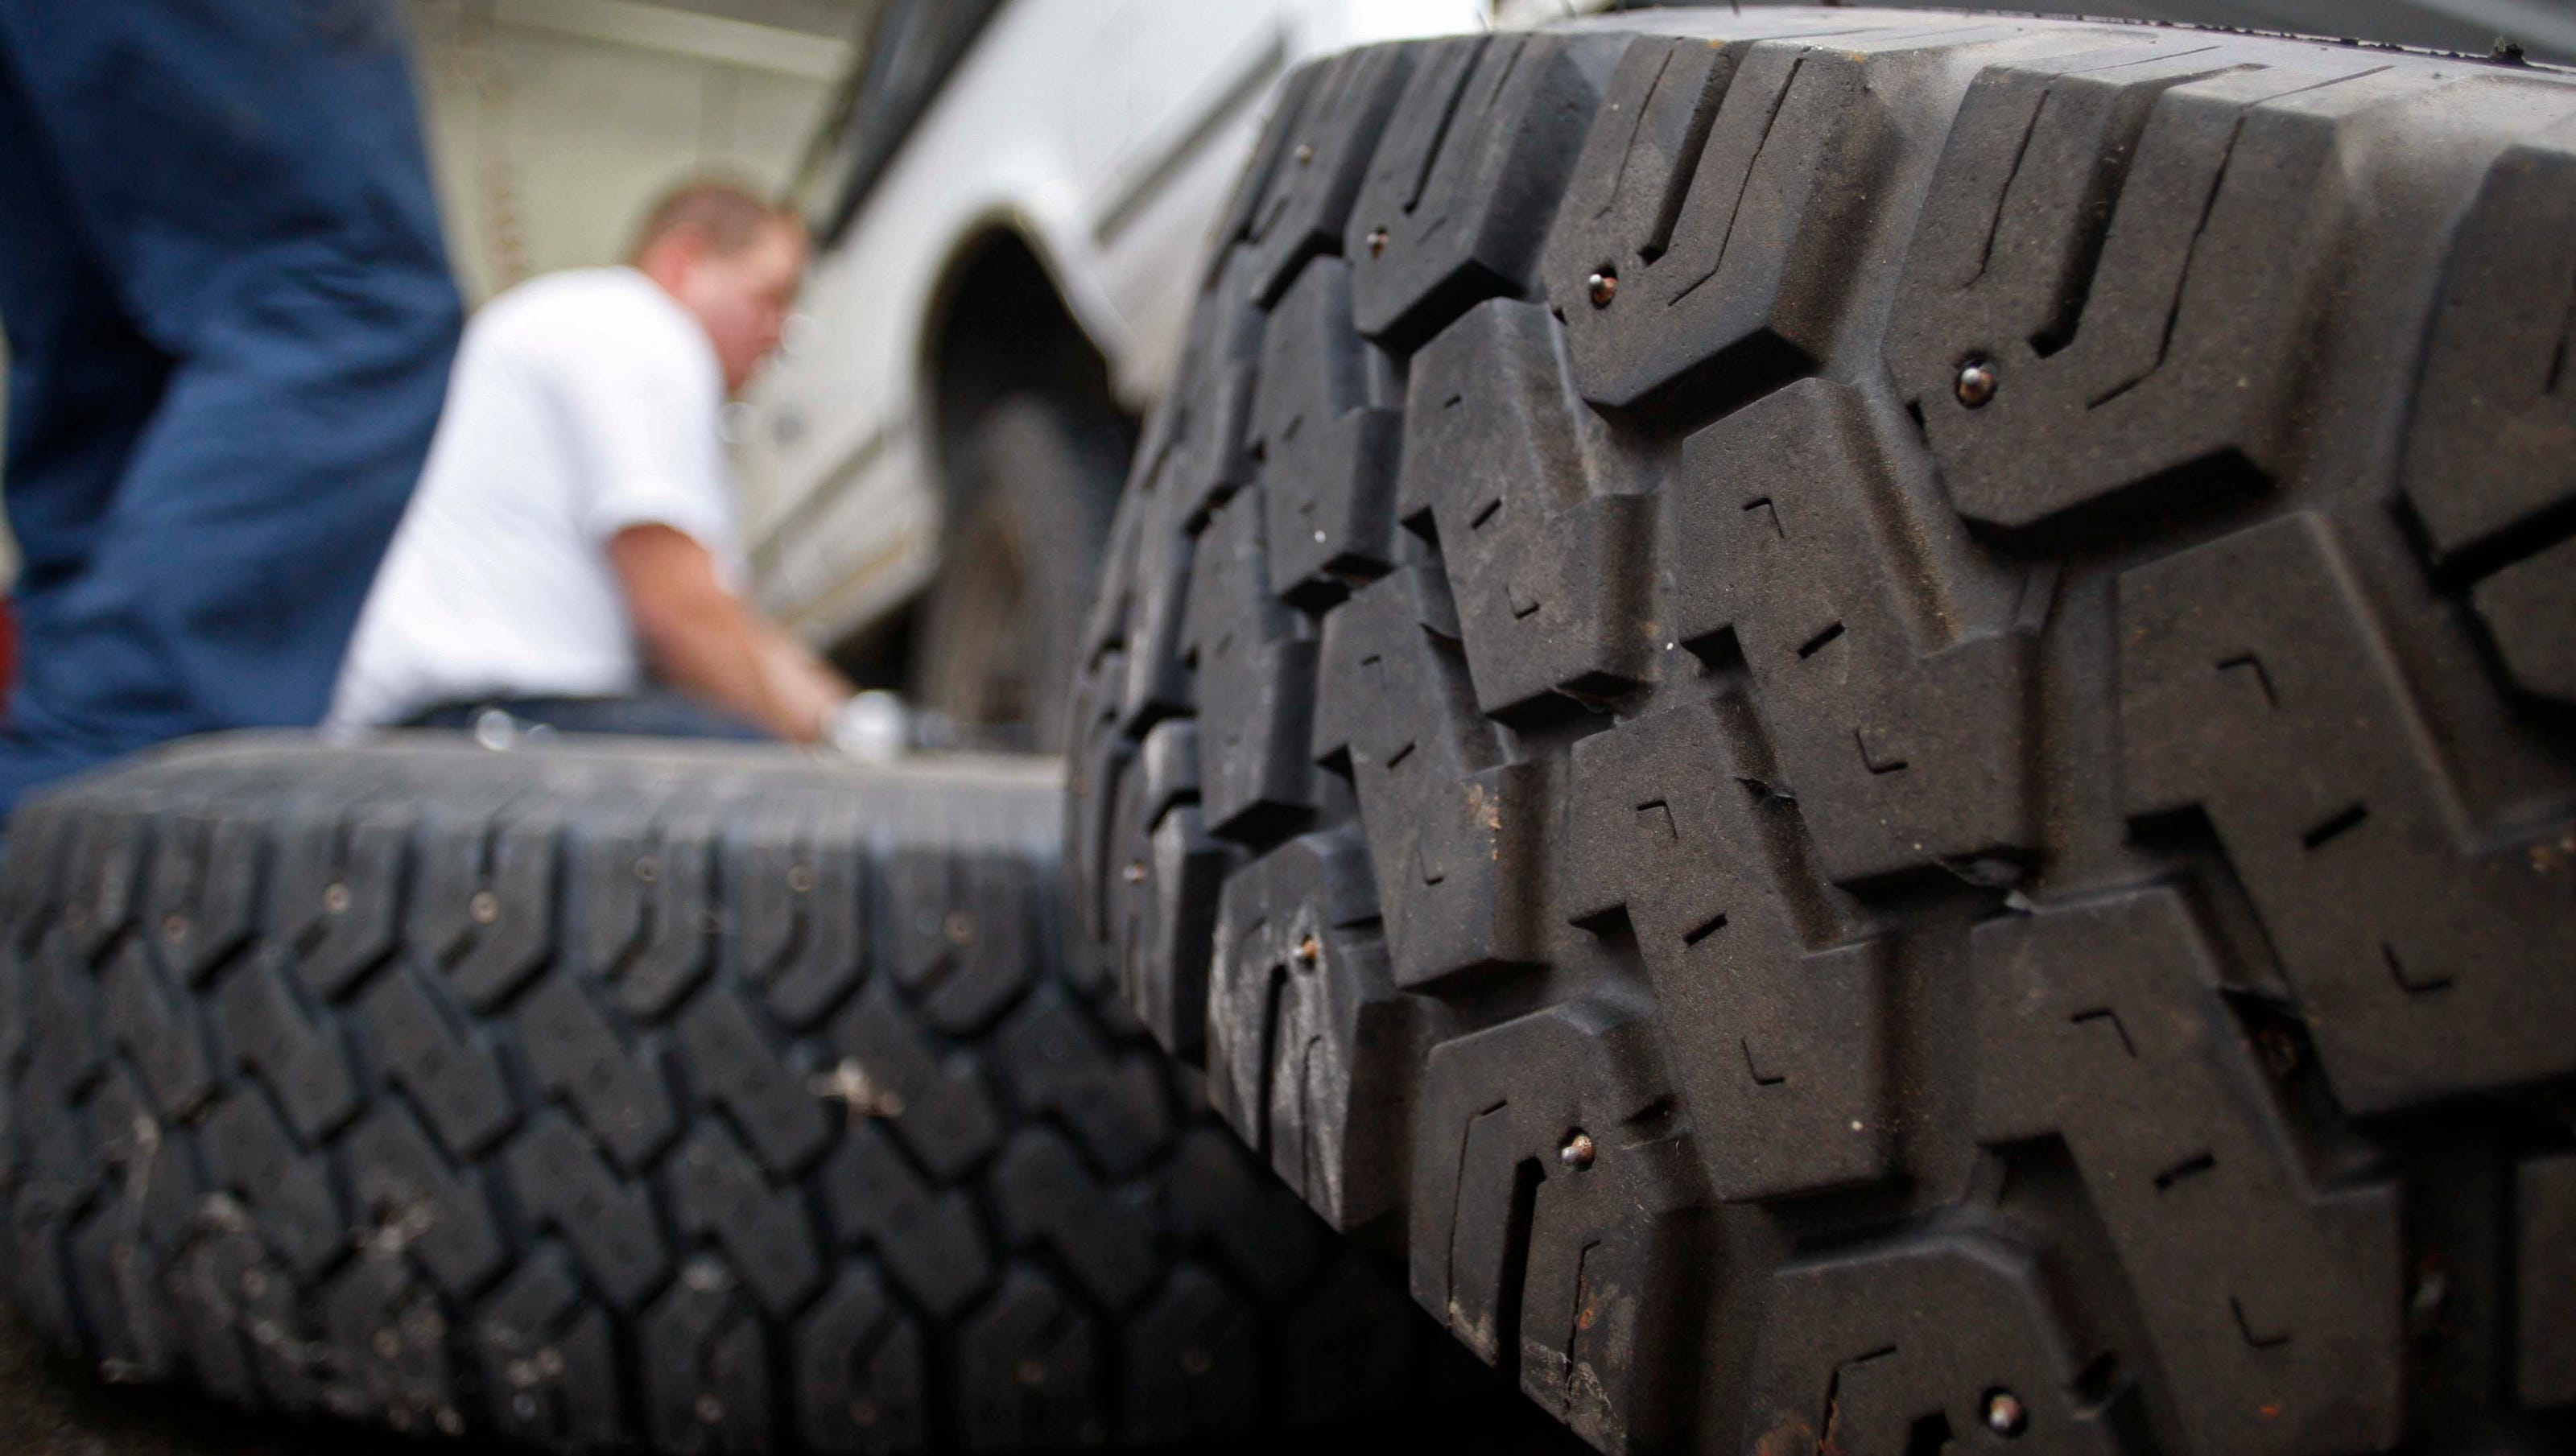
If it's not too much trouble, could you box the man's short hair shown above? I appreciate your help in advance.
[625,177,800,265]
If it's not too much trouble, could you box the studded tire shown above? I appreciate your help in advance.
[1070,11,2576,1456]
[0,734,1481,1453]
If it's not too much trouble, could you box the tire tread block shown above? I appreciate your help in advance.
[1121,1265,1261,1446]
[60,804,151,960]
[641,1256,773,1453]
[957,1267,1100,1451]
[8,1054,99,1347]
[362,968,514,1158]
[675,986,832,1174]
[994,988,1172,1181]
[1251,258,1402,596]
[1097,733,1232,1062]
[201,1088,346,1280]
[1569,699,1893,1202]
[268,806,406,1000]
[1244,46,1421,309]
[1673,377,2038,883]
[1185,492,1322,834]
[579,813,716,1021]
[514,974,680,1172]
[828,977,1005,1183]
[1546,31,1897,415]
[992,1126,1158,1313]
[1975,889,2403,1454]
[2518,1152,2576,1409]
[821,1121,996,1322]
[213,952,360,1147]
[102,940,217,1120]
[1165,244,1271,531]
[2400,114,2576,563]
[883,847,1034,1035]
[667,1120,826,1318]
[318,1256,463,1435]
[1403,299,1653,716]
[1744,1233,2134,1456]
[2472,534,2576,705]
[341,1102,506,1299]
[503,1112,671,1313]
[728,804,869,1027]
[1348,34,1616,346]
[474,1248,627,1450]
[1208,831,1420,1231]
[2119,513,2576,1112]
[407,798,558,1011]
[70,1067,200,1383]
[1315,567,1547,988]
[793,1263,928,1454]
[142,807,263,988]
[1410,1001,1707,1454]
[1889,50,2429,530]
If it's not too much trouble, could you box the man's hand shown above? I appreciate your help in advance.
[608,524,853,740]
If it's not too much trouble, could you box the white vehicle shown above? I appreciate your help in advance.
[737,0,1486,747]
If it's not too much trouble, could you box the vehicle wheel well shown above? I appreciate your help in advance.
[923,228,1134,518]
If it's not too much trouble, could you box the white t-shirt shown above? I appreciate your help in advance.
[328,268,743,728]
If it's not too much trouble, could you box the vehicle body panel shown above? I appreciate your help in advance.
[738,0,1483,650]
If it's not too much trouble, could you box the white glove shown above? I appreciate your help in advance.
[827,691,910,762]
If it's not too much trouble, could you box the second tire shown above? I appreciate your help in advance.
[0,735,1476,1452]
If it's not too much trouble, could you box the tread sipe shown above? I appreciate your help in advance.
[1068,12,2576,1455]
[0,735,1483,1452]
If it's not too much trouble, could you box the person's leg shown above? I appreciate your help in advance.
[0,1,461,815]
[407,695,774,743]
[0,45,180,809]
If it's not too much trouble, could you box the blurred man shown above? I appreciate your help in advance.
[331,179,861,742]
[0,3,462,816]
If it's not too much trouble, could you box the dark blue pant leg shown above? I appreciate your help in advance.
[0,52,184,802]
[0,0,461,815]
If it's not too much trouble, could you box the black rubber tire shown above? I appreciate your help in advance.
[1069,13,2576,1456]
[916,397,1129,753]
[0,734,1484,1453]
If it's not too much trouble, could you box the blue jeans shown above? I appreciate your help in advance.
[406,694,771,743]
[0,1,461,815]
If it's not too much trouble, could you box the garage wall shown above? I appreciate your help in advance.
[410,0,853,304]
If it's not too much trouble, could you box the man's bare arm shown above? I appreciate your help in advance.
[608,524,852,740]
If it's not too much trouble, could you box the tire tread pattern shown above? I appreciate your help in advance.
[1071,12,2576,1455]
[0,738,1447,1452]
